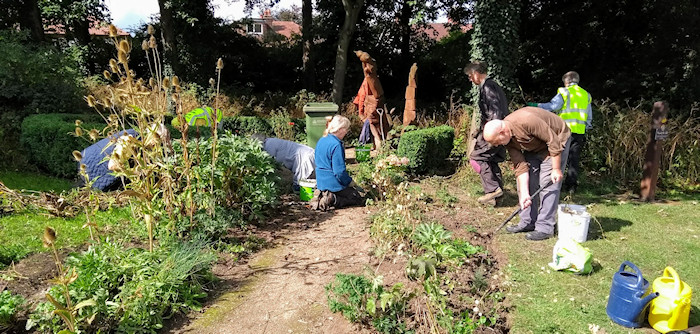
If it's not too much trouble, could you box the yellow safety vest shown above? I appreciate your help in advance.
[558,84,590,134]
[185,106,223,127]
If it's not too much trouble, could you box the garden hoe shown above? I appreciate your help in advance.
[492,180,554,234]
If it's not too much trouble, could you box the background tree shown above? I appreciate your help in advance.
[469,0,521,100]
[331,0,364,105]
[40,0,110,73]
[517,0,700,115]
[157,0,180,76]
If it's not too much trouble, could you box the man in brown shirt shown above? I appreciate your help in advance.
[483,107,572,240]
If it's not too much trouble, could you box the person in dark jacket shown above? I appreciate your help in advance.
[465,61,510,206]
[311,115,363,211]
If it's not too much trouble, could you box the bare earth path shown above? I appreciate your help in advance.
[173,205,373,334]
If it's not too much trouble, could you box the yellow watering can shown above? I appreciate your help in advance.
[648,266,692,333]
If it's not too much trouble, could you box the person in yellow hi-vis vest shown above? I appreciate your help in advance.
[532,71,592,193]
[171,106,223,129]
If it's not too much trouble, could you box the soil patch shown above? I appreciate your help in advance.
[169,203,373,334]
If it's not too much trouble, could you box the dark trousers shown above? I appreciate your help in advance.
[470,134,506,193]
[311,187,364,211]
[333,187,364,208]
[564,134,586,191]
[516,137,571,235]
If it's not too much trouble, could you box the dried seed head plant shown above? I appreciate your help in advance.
[74,24,227,251]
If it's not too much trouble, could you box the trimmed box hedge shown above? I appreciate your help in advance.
[397,125,455,174]
[21,114,106,178]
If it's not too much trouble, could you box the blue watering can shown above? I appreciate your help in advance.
[606,261,659,328]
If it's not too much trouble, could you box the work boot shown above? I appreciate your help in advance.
[477,187,503,204]
[525,231,553,241]
[506,224,535,234]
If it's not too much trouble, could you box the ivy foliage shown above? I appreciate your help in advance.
[469,0,521,100]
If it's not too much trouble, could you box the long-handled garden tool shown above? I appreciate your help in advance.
[493,180,554,233]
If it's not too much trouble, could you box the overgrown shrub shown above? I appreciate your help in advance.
[184,133,280,219]
[221,116,274,136]
[27,240,215,333]
[0,31,86,140]
[326,273,414,333]
[397,125,455,174]
[220,115,306,142]
[0,290,25,332]
[20,114,105,177]
[584,101,700,188]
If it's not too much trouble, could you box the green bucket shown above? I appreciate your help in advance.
[299,179,317,202]
[356,144,372,162]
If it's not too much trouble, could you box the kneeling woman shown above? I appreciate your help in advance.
[312,115,363,210]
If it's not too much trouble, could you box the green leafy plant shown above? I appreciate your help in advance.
[183,133,280,220]
[326,273,414,333]
[27,239,215,333]
[413,223,452,248]
[406,256,437,281]
[268,109,296,141]
[413,223,483,264]
[0,290,26,332]
[436,187,459,206]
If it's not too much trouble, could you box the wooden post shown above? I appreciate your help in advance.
[640,101,669,201]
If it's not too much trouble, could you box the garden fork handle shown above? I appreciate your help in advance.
[493,180,554,233]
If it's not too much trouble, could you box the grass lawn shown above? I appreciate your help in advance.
[0,170,73,193]
[1,170,134,266]
[0,207,133,266]
[499,188,700,333]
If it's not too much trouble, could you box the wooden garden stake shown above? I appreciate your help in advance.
[640,101,669,201]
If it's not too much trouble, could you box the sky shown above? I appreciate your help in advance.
[106,0,301,31]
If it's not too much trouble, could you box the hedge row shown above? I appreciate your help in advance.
[397,125,455,174]
[20,114,106,178]
[20,114,308,178]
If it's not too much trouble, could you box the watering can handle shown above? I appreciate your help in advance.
[619,261,644,288]
[662,266,682,296]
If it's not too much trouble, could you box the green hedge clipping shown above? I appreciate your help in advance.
[21,114,105,178]
[397,125,455,174]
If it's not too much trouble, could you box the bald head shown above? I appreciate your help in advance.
[483,120,511,146]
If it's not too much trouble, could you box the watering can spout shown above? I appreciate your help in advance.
[640,292,659,306]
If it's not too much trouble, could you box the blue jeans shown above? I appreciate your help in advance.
[516,137,571,235]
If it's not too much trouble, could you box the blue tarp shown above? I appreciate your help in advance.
[79,129,137,191]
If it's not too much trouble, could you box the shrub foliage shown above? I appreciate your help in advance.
[20,114,105,177]
[397,126,455,174]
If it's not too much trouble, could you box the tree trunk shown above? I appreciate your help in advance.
[72,18,95,73]
[332,0,364,105]
[21,0,44,42]
[398,0,412,72]
[301,0,316,91]
[158,0,180,75]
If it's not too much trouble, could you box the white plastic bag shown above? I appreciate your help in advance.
[548,238,593,275]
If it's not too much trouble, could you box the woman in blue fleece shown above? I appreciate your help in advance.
[312,115,363,210]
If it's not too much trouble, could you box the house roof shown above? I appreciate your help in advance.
[419,23,472,40]
[271,20,300,38]
[45,22,130,37]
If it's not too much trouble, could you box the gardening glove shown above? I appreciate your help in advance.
[526,102,538,107]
